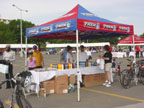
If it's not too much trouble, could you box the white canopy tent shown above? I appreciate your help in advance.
[46,42,110,48]
[118,43,144,46]
[0,44,36,49]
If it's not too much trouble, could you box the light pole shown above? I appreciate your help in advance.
[12,4,28,57]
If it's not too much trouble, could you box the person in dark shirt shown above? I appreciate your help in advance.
[103,45,112,87]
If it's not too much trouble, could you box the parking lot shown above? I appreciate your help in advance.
[0,54,144,108]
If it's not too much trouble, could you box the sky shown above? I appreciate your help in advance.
[0,0,144,35]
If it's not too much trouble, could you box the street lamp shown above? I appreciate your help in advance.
[12,4,28,57]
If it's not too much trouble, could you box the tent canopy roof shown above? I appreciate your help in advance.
[26,4,133,40]
[118,35,144,44]
[40,4,123,26]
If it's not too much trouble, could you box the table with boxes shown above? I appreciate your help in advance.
[29,62,105,96]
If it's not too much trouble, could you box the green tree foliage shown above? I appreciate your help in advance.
[140,33,144,38]
[0,22,12,43]
[8,20,35,43]
[0,20,34,44]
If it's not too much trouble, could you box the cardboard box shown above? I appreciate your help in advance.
[39,88,46,97]
[41,80,55,94]
[55,75,68,94]
[69,74,75,85]
[83,74,101,87]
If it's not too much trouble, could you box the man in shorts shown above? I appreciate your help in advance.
[103,45,112,87]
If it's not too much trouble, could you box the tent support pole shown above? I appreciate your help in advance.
[76,30,80,102]
[133,35,138,84]
[25,37,28,70]
[133,35,136,62]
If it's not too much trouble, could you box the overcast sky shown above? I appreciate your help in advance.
[0,0,144,35]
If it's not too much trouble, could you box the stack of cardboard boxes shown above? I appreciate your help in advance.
[55,75,68,94]
[39,73,105,96]
[39,75,69,96]
[83,73,106,87]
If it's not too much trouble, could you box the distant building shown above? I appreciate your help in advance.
[0,17,11,24]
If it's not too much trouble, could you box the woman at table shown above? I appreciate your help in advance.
[3,45,15,89]
[27,51,36,70]
[103,45,112,87]
[66,46,73,64]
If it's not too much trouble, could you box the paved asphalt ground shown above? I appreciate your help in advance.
[0,53,144,108]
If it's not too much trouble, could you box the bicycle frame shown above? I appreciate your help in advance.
[0,78,27,108]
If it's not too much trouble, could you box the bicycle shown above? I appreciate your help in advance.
[112,61,123,83]
[0,71,32,108]
[120,59,144,89]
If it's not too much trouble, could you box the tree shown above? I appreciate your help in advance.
[8,20,35,43]
[0,20,35,44]
[140,33,144,38]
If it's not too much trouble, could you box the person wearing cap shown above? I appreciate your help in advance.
[3,45,15,89]
[79,45,88,62]
[33,45,44,68]
[66,46,73,63]
[27,51,36,70]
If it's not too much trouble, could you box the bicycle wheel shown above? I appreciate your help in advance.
[0,100,4,108]
[121,70,133,89]
[119,69,128,84]
[139,71,144,85]
[16,95,32,108]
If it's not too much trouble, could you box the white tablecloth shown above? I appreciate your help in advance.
[29,66,104,93]
[30,70,56,86]
[112,52,127,58]
[56,66,104,76]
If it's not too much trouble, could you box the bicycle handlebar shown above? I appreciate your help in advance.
[0,78,16,89]
[0,71,32,89]
[0,80,7,89]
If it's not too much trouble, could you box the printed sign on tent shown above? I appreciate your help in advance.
[40,26,53,33]
[55,22,70,30]
[29,28,39,35]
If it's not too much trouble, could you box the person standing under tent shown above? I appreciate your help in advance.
[109,46,112,52]
[140,46,143,57]
[85,47,92,60]
[0,49,2,55]
[126,47,130,58]
[27,52,36,70]
[3,45,15,89]
[66,46,73,64]
[103,45,112,87]
[96,55,104,70]
[79,45,88,62]
[136,46,140,58]
[129,46,132,52]
[33,45,44,68]
[60,45,70,63]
